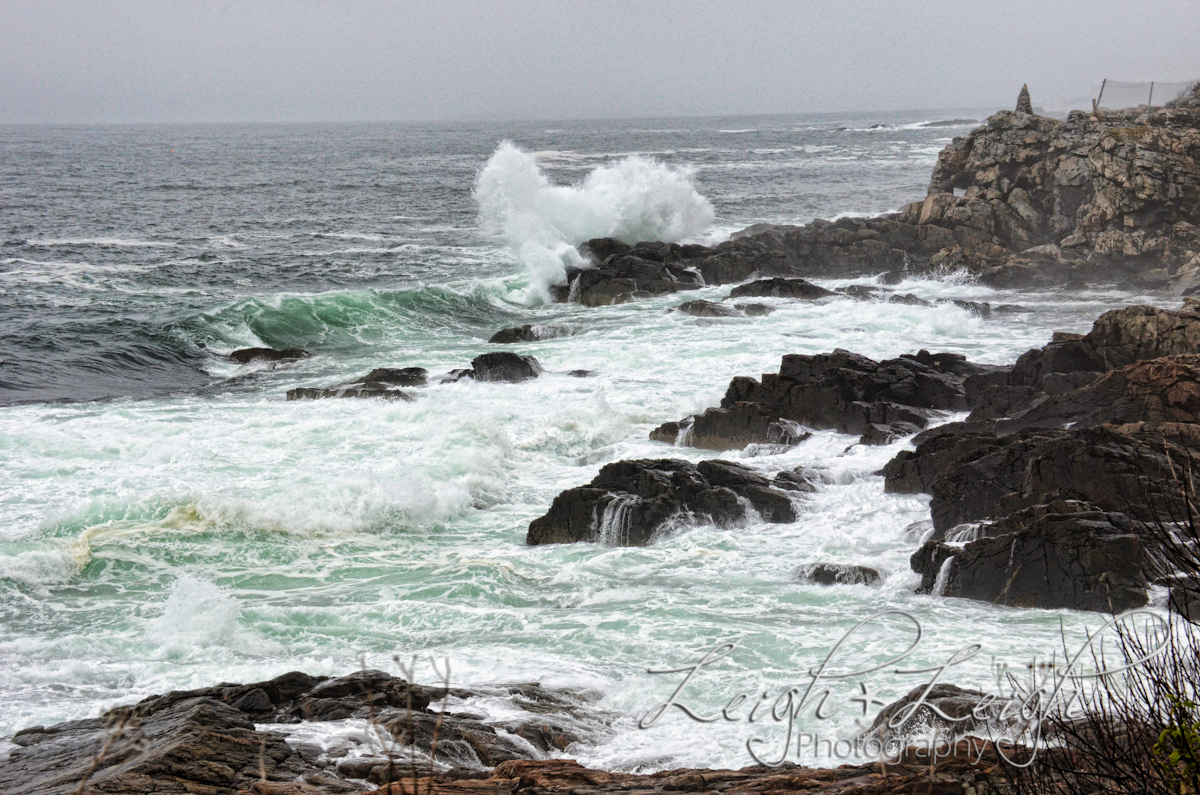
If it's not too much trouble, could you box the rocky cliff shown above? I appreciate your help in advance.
[556,98,1200,304]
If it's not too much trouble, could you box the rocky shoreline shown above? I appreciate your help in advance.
[9,90,1200,793]
[0,669,1018,795]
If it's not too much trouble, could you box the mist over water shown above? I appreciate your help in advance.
[0,112,1172,770]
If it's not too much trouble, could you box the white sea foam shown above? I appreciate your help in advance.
[474,141,714,303]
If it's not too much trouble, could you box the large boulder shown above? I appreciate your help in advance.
[470,352,543,383]
[912,509,1150,612]
[525,459,797,546]
[728,277,836,300]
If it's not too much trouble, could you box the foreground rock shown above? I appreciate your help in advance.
[231,347,311,364]
[526,459,799,546]
[0,670,601,794]
[366,754,1012,795]
[878,303,1200,613]
[651,349,1000,451]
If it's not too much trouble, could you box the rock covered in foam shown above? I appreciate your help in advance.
[526,459,797,546]
[791,563,882,586]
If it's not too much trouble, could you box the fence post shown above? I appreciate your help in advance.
[1094,78,1107,114]
[1149,82,1155,107]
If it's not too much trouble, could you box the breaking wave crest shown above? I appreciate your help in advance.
[474,142,714,302]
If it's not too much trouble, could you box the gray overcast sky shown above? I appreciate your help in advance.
[2,0,1198,123]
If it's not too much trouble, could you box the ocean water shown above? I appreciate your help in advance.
[0,112,1175,770]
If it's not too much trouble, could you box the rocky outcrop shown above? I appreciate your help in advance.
[791,563,882,586]
[0,671,601,794]
[231,347,311,364]
[525,459,799,546]
[878,303,1200,612]
[487,325,568,344]
[551,103,1200,305]
[911,509,1150,612]
[651,349,1000,451]
[965,303,1200,421]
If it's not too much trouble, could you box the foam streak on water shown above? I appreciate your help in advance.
[0,113,1177,771]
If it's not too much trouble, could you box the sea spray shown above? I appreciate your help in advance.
[474,141,715,302]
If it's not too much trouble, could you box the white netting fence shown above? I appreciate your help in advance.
[1094,79,1199,110]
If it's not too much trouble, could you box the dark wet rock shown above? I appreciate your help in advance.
[673,299,743,318]
[525,459,796,546]
[286,367,426,401]
[791,563,882,586]
[836,284,892,300]
[487,324,569,344]
[654,348,1000,451]
[771,466,821,493]
[728,277,835,300]
[733,302,776,316]
[887,422,1200,535]
[887,292,932,307]
[470,352,542,383]
[859,421,922,445]
[288,384,416,401]
[568,369,593,377]
[967,305,1200,421]
[994,303,1034,313]
[0,670,605,795]
[230,346,310,364]
[913,509,1150,612]
[358,367,428,386]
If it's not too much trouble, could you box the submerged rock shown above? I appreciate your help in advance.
[230,346,310,364]
[487,324,568,344]
[673,299,743,318]
[734,302,775,316]
[526,459,797,546]
[287,367,427,401]
[791,563,882,586]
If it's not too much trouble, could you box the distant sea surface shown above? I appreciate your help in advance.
[0,113,1168,769]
